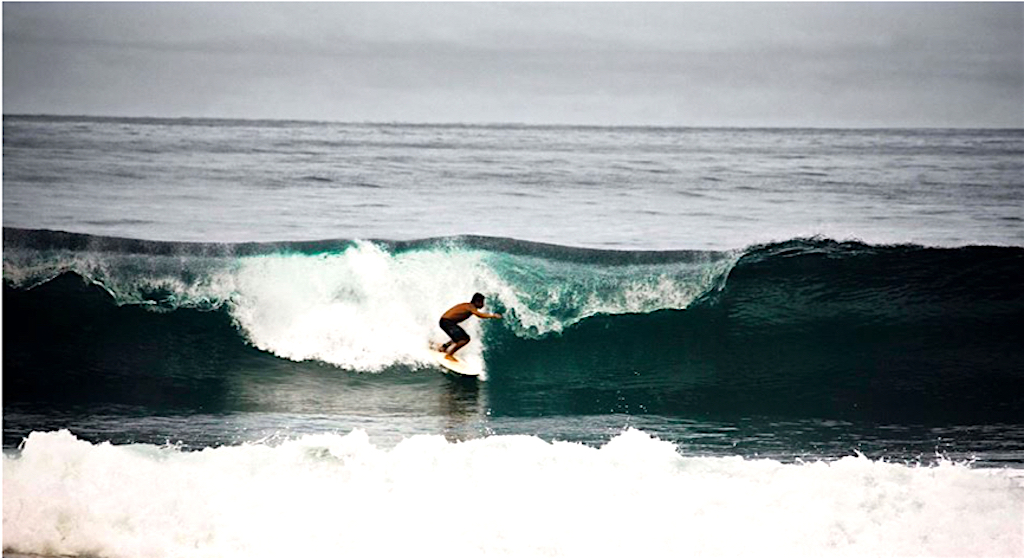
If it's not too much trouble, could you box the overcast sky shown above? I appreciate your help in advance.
[4,2,1022,127]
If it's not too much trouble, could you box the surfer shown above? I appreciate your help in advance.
[438,293,502,360]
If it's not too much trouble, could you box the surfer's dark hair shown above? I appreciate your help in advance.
[471,293,485,304]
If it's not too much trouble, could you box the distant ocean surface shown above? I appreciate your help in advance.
[4,115,1024,557]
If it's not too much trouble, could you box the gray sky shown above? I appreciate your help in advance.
[4,2,1022,127]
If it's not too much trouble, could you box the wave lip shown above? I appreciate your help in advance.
[4,428,1022,558]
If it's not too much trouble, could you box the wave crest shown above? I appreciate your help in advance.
[3,228,737,372]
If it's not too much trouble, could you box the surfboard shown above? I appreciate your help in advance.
[428,343,481,376]
[432,351,480,376]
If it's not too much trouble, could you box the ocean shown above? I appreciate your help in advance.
[3,115,1023,557]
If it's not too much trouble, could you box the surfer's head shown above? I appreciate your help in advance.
[471,292,485,308]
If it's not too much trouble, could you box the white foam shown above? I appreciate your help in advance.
[4,429,1022,558]
[224,242,500,374]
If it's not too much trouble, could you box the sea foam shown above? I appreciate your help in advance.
[226,242,501,373]
[4,429,1022,558]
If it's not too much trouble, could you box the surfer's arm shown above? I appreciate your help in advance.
[470,307,502,319]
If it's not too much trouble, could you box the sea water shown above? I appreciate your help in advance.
[3,116,1024,557]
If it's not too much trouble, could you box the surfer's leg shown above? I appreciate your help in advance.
[446,339,469,359]
[438,319,461,353]
[441,322,471,358]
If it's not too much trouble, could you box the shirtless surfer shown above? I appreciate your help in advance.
[438,293,502,361]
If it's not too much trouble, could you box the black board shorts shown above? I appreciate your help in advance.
[439,318,470,343]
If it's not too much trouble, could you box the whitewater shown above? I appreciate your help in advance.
[4,117,1024,557]
[5,429,1023,558]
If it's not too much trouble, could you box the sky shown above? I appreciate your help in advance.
[3,2,1023,128]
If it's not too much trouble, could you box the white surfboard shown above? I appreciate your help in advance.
[432,351,480,376]
[428,343,481,377]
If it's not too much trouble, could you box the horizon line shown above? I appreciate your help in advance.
[5,113,1022,132]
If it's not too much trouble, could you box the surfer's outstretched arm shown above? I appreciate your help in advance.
[470,307,502,320]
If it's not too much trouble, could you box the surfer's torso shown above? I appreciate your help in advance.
[441,302,477,323]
